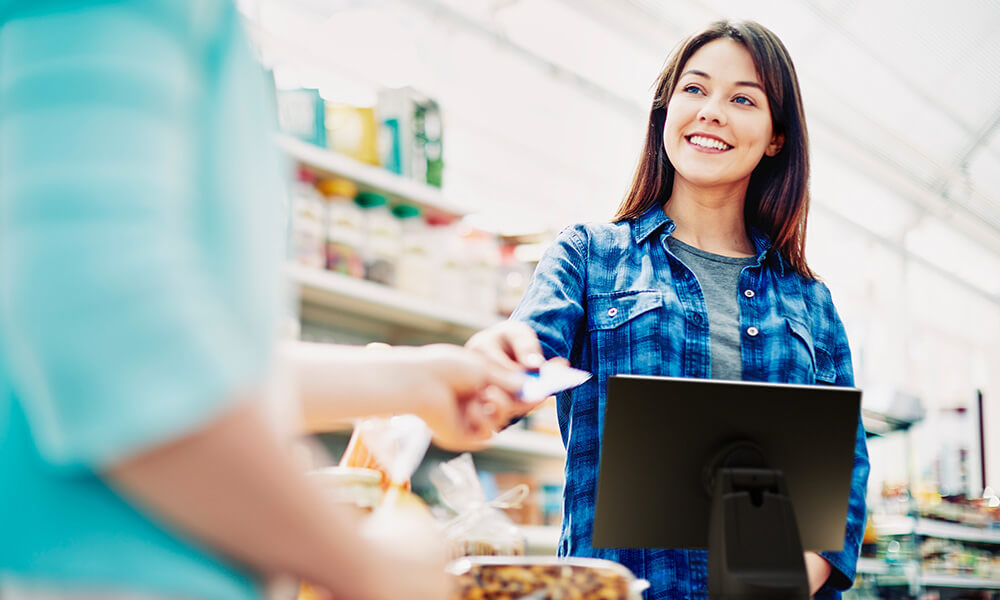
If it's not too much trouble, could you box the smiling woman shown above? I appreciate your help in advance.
[615,21,812,277]
[466,19,870,600]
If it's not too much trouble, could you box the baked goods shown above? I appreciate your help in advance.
[448,556,648,600]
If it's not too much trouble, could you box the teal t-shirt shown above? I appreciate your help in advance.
[0,1,286,597]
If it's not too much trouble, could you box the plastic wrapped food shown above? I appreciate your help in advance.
[431,453,527,559]
[447,556,650,600]
[339,415,428,491]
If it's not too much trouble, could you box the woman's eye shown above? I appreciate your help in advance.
[682,85,703,95]
[734,95,755,106]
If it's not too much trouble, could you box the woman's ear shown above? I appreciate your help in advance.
[765,132,785,157]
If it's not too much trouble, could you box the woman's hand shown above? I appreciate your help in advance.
[465,321,569,422]
[803,551,832,597]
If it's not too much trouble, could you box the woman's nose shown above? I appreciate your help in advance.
[697,98,726,125]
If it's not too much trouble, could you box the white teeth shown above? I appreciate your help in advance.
[688,135,731,150]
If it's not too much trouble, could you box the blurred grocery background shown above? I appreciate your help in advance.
[238,1,1000,597]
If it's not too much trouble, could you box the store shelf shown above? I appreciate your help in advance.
[521,525,560,552]
[876,515,1000,544]
[861,409,912,437]
[321,426,564,462]
[856,557,890,575]
[277,134,466,218]
[919,575,1000,589]
[290,263,503,340]
[872,574,912,587]
[488,429,565,460]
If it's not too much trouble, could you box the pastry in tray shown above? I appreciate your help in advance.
[447,556,649,600]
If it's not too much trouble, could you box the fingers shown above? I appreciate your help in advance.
[467,322,545,371]
[548,356,570,367]
[486,363,527,396]
[503,322,545,370]
[474,340,525,372]
[464,386,511,433]
[510,396,547,420]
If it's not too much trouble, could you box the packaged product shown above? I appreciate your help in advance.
[339,415,422,491]
[429,218,470,309]
[301,417,438,600]
[317,177,364,278]
[290,167,326,268]
[326,103,380,165]
[354,191,399,286]
[447,556,650,600]
[430,454,528,559]
[393,204,434,298]
[378,87,444,187]
[497,243,534,317]
[461,228,500,316]
[277,88,325,147]
[350,416,441,559]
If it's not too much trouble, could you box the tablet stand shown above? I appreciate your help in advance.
[705,442,810,600]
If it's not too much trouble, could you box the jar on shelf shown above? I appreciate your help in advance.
[497,242,534,317]
[462,227,499,316]
[290,167,326,268]
[317,177,364,278]
[355,191,400,286]
[428,216,470,310]
[392,204,433,298]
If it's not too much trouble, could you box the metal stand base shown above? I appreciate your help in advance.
[706,445,810,600]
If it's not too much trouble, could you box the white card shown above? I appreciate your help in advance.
[520,363,592,402]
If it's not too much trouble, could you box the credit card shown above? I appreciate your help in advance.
[520,363,592,402]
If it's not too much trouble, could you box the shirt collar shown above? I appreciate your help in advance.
[632,203,674,244]
[631,203,785,275]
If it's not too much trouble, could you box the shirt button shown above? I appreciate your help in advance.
[607,307,618,317]
[744,289,755,298]
[692,313,704,325]
[746,326,759,337]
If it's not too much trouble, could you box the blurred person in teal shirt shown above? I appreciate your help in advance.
[0,2,536,598]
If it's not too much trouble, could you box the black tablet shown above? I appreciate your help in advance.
[592,375,861,552]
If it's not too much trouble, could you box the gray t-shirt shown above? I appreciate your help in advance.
[666,236,756,381]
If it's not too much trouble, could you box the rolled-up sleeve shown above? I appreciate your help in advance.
[0,7,273,468]
[510,225,588,361]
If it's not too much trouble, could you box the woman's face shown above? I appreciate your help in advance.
[663,39,783,192]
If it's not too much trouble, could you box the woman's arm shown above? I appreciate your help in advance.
[466,226,588,420]
[814,289,871,596]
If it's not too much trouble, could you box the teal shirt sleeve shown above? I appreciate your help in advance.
[0,1,284,468]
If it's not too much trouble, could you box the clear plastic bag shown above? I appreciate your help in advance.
[340,415,442,553]
[431,453,528,559]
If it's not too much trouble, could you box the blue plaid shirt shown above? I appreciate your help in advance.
[510,204,870,600]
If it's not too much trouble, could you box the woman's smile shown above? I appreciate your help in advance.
[685,133,733,153]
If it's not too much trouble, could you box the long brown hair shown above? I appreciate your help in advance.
[613,20,815,279]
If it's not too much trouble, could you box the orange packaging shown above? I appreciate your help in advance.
[339,426,411,492]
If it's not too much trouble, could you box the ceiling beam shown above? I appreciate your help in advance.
[957,103,1000,169]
